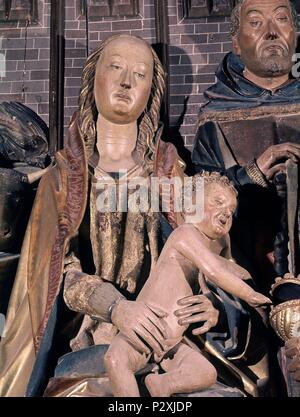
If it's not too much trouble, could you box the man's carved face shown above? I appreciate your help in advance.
[200,183,237,240]
[233,0,297,78]
[94,36,154,124]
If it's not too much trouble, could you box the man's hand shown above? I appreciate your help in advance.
[111,300,169,357]
[174,294,219,336]
[285,337,300,382]
[256,143,300,180]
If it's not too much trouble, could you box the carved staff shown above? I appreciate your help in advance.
[285,160,300,397]
[273,172,289,277]
[271,160,300,397]
[286,160,299,277]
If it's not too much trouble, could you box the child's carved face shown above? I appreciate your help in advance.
[200,183,237,239]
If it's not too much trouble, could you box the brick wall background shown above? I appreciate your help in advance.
[0,0,247,159]
[63,0,158,132]
[0,0,50,124]
[168,0,231,158]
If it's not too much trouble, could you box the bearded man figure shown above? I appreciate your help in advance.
[192,0,300,389]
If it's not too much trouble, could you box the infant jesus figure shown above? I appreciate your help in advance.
[104,172,271,397]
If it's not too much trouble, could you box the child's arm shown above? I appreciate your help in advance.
[219,233,232,260]
[171,226,271,307]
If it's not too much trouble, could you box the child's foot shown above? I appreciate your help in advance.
[145,373,171,397]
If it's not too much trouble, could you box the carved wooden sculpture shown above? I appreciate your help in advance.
[0,102,49,316]
[105,172,270,397]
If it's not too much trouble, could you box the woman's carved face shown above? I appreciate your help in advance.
[94,36,154,124]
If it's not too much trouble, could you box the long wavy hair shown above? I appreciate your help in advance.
[77,34,166,171]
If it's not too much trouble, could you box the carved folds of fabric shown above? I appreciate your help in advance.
[90,165,161,294]
[153,139,186,228]
[35,114,87,351]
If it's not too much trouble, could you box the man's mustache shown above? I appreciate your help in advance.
[260,40,289,54]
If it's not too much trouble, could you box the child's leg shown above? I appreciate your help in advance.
[104,333,149,397]
[145,342,217,397]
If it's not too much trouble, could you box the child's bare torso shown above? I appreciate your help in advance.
[137,225,228,347]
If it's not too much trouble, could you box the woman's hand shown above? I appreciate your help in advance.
[111,300,169,357]
[174,294,219,336]
[285,337,300,382]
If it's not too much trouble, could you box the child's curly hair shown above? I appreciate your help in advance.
[190,171,238,197]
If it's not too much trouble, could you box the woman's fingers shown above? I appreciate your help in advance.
[126,331,151,355]
[141,319,168,351]
[145,309,169,338]
[174,304,207,318]
[146,303,168,318]
[192,321,213,336]
[175,294,218,330]
[134,324,164,356]
[178,312,210,326]
[177,294,209,306]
